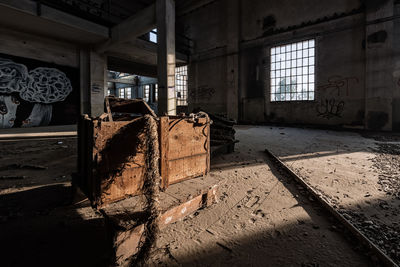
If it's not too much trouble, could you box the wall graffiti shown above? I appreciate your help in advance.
[316,98,345,119]
[189,85,215,101]
[315,75,359,120]
[0,55,78,128]
[318,76,359,97]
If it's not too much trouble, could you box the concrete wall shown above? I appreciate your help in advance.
[185,0,399,130]
[184,0,229,114]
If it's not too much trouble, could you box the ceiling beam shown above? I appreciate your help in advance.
[108,56,158,77]
[96,3,156,53]
[106,38,187,66]
[108,77,137,84]
[0,0,109,43]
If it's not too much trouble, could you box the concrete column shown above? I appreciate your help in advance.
[393,1,400,131]
[79,49,90,115]
[225,0,240,121]
[157,0,176,116]
[90,51,107,116]
[79,49,107,117]
[365,0,394,131]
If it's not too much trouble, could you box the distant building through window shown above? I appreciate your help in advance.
[175,65,188,106]
[271,39,315,102]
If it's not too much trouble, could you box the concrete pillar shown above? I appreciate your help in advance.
[79,49,90,115]
[225,0,240,121]
[393,1,400,131]
[365,0,394,131]
[79,49,107,117]
[90,51,107,116]
[157,0,176,116]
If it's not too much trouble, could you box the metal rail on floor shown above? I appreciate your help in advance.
[264,148,398,267]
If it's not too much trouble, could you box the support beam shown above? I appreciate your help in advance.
[0,0,108,44]
[96,4,156,53]
[80,50,107,117]
[105,38,188,68]
[157,0,176,116]
[365,0,394,131]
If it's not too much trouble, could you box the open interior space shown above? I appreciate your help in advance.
[0,0,399,266]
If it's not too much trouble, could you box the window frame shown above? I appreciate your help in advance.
[270,38,317,103]
[175,65,188,106]
[143,84,150,102]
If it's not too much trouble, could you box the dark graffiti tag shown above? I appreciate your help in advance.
[316,98,345,119]
[318,76,359,97]
[190,85,215,101]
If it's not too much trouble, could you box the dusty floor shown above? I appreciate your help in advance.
[150,129,372,266]
[256,125,400,264]
[1,126,392,266]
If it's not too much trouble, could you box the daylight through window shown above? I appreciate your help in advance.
[175,65,188,106]
[271,39,315,102]
[119,88,125,98]
[144,85,150,102]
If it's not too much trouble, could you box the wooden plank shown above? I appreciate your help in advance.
[206,119,211,172]
[92,119,147,207]
[159,117,170,189]
[168,117,209,160]
[111,185,219,265]
[168,154,208,184]
[100,166,145,206]
[104,97,113,122]
[159,185,218,228]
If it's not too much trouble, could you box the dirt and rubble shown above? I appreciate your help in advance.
[371,143,400,200]
[260,125,400,265]
[0,128,373,266]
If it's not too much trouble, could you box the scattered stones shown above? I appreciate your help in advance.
[370,144,400,199]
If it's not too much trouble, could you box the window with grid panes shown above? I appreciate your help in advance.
[144,85,150,102]
[126,87,131,99]
[270,39,315,102]
[119,88,125,98]
[175,65,188,106]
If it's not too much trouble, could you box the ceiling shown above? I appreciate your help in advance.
[32,0,214,27]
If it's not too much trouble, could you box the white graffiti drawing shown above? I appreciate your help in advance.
[0,60,28,94]
[0,95,20,128]
[0,59,73,128]
[21,67,72,104]
[21,68,73,127]
[22,103,52,127]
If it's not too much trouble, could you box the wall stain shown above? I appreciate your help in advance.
[190,85,215,100]
[367,30,388,44]
[367,111,389,130]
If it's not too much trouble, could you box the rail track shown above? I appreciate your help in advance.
[264,148,398,267]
